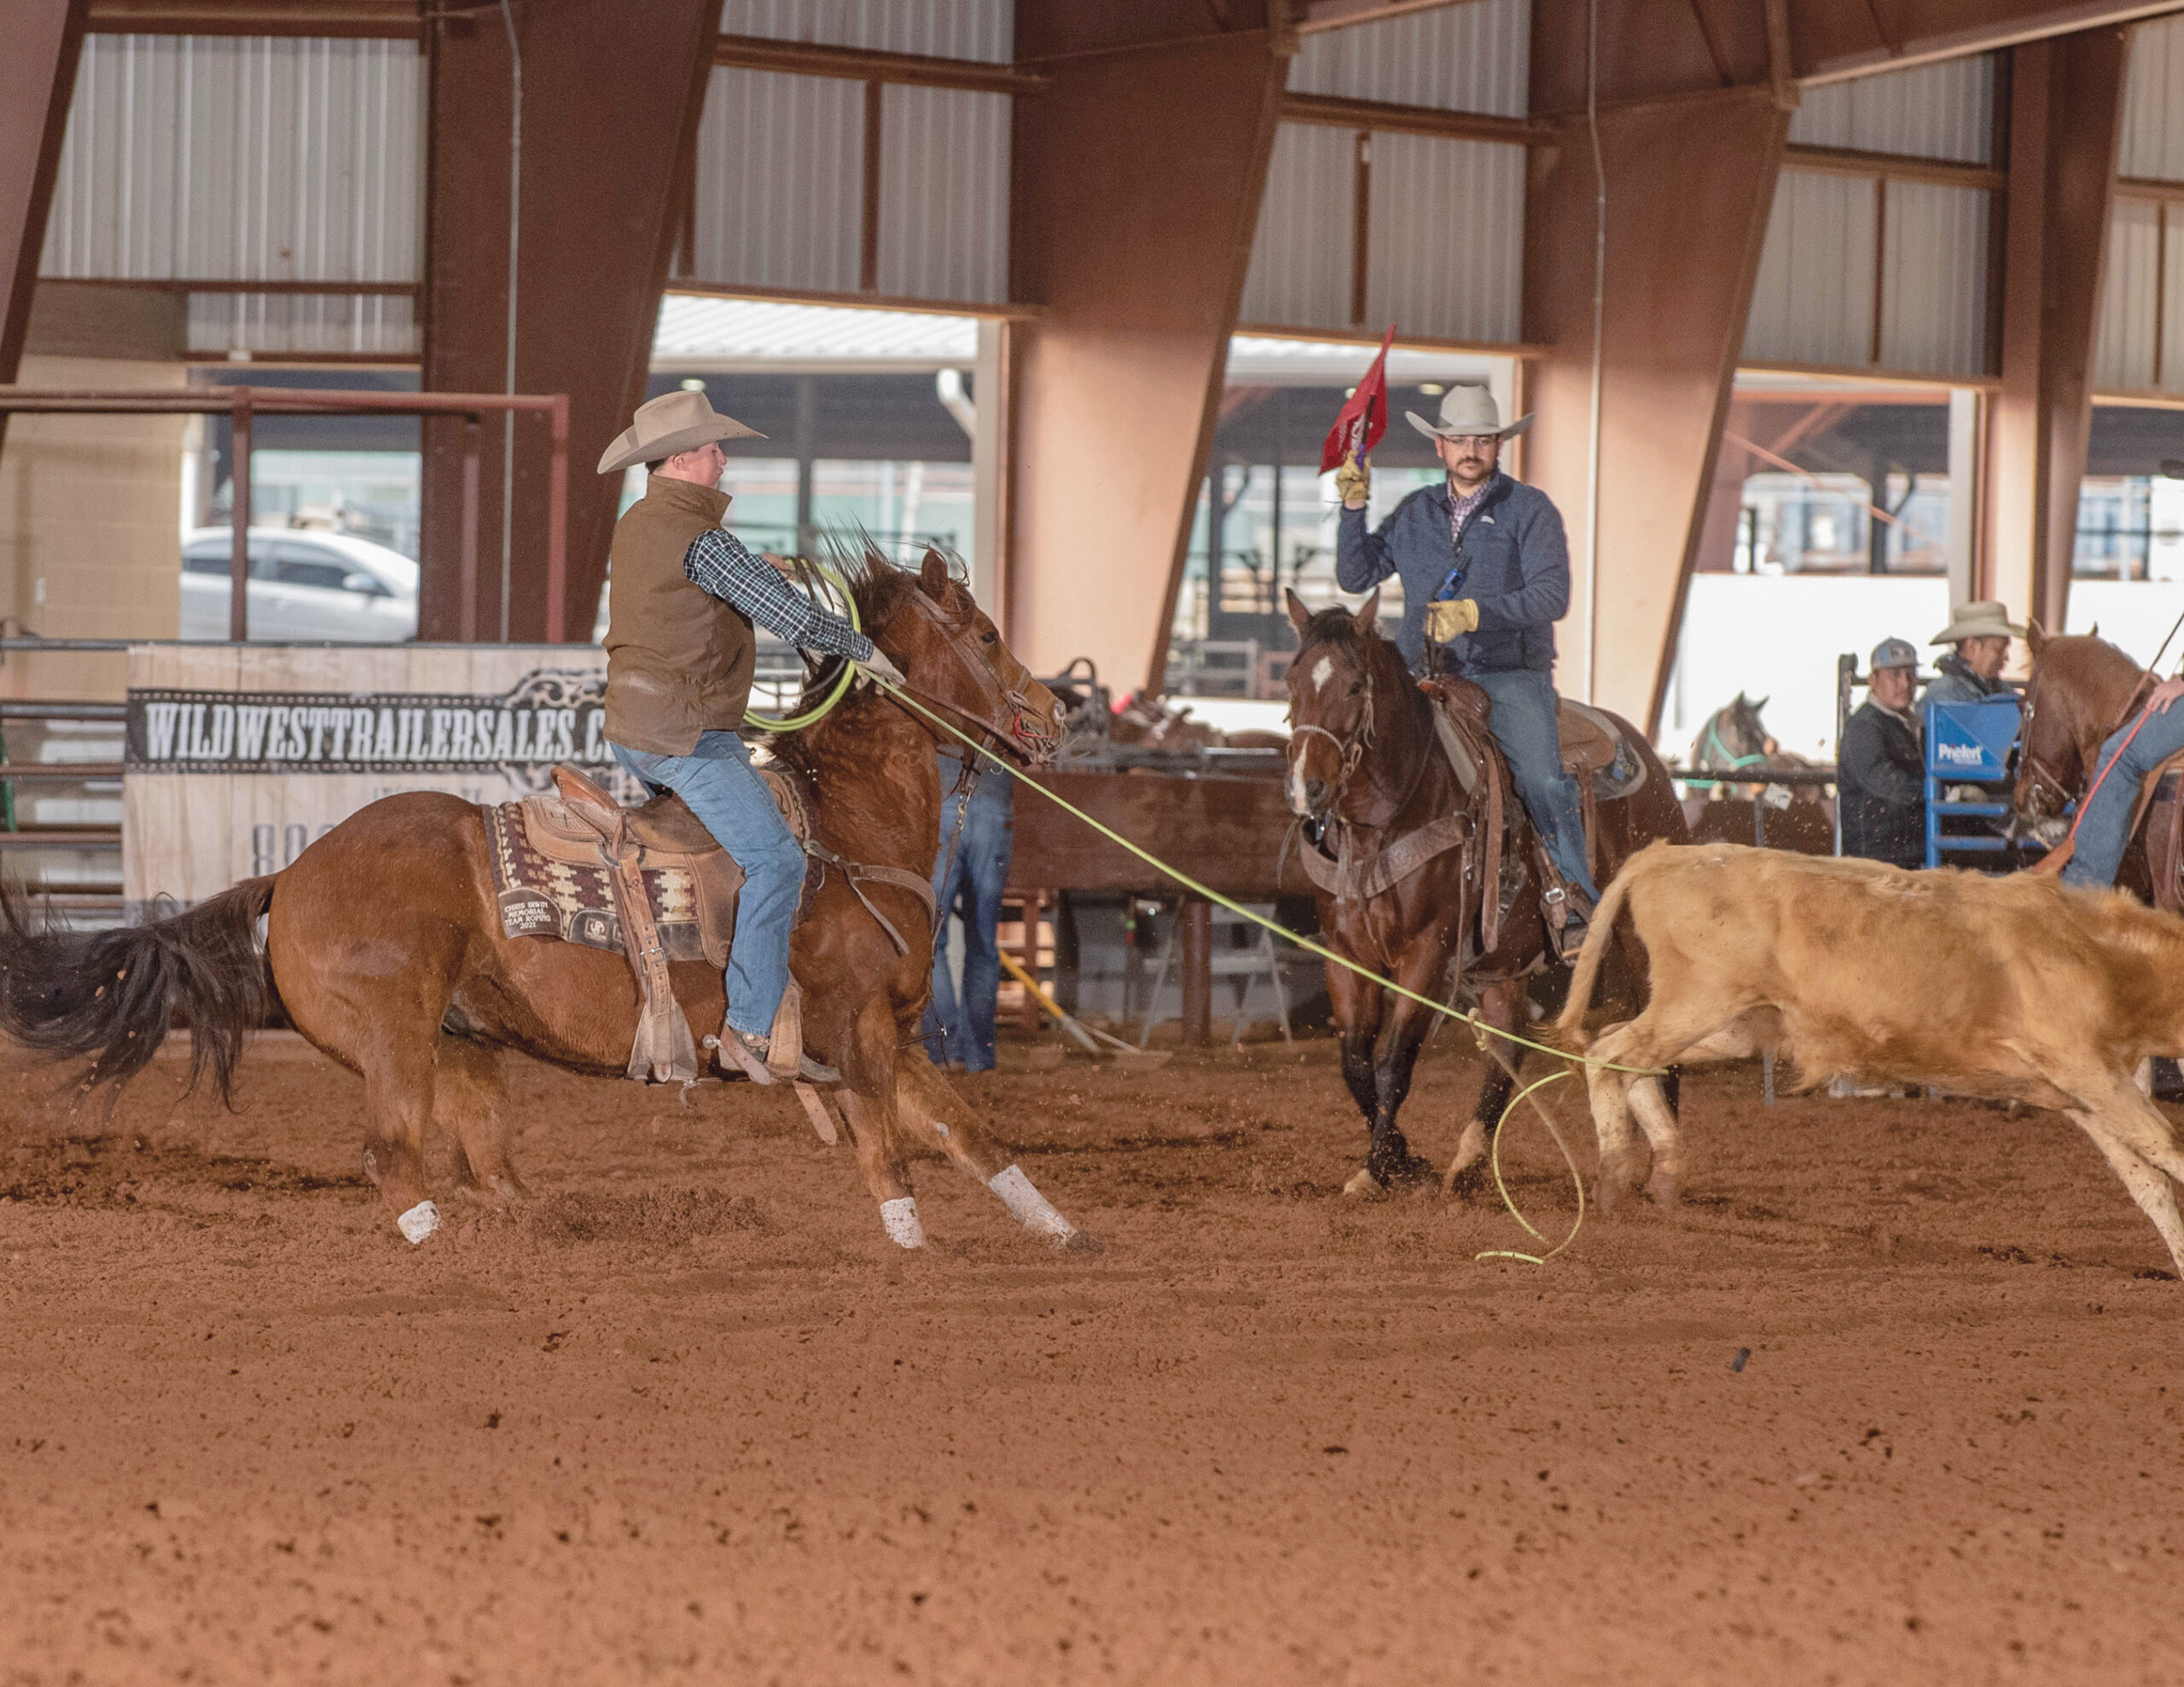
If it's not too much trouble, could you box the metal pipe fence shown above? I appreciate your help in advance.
[0,386,573,641]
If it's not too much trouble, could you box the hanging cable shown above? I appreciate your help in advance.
[497,0,522,641]
[1582,0,1606,703]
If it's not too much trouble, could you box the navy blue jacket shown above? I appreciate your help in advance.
[1334,472,1571,675]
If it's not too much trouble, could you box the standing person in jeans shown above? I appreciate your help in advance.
[1334,383,1598,957]
[922,749,1014,1072]
[596,389,904,1086]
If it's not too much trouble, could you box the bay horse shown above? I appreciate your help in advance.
[2012,623,2167,904]
[1684,693,1835,855]
[0,550,1097,1254]
[1281,588,1688,1195]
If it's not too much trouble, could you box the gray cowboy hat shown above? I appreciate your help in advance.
[1928,599,2026,645]
[597,389,764,476]
[1405,383,1532,442]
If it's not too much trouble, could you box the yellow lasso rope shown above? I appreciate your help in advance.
[1472,1069,1586,1265]
[743,563,860,733]
[868,676,1661,1079]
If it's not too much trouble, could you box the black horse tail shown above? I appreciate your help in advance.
[0,876,277,1104]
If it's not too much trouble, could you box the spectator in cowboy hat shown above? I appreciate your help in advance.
[1839,637,1926,868]
[596,389,906,1086]
[1333,382,1598,958]
[1920,599,2024,709]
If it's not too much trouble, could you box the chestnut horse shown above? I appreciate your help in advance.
[0,551,1097,1254]
[1281,589,1687,1194]
[2012,623,2166,903]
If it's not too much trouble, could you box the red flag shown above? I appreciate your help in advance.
[1318,323,1397,474]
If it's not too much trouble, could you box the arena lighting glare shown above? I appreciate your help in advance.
[679,378,706,392]
[1419,382,1445,395]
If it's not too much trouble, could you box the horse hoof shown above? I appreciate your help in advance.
[1593,1180,1622,1216]
[1647,1174,1680,1209]
[1342,1167,1390,1200]
[1443,1159,1490,1201]
[1383,1153,1436,1191]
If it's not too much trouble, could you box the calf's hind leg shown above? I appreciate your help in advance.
[2071,1082,2184,1274]
[892,1052,1100,1253]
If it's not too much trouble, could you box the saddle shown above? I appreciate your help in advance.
[484,764,816,1083]
[488,763,943,1089]
[2130,753,2184,914]
[1293,679,1645,963]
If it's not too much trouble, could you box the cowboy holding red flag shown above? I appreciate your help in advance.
[1329,354,1598,957]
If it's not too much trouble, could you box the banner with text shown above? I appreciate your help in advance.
[124,644,635,910]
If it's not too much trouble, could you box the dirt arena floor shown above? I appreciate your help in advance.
[2,1028,2179,1686]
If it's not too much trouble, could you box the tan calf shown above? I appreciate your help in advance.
[1559,841,2184,1274]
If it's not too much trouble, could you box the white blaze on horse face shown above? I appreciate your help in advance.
[1310,654,1334,693]
[1287,739,1314,815]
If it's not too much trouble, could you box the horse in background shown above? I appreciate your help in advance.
[1683,693,1835,855]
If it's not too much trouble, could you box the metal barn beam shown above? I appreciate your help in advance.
[420,0,721,642]
[1008,3,1290,692]
[1981,26,2131,634]
[0,0,88,427]
[1521,83,1789,728]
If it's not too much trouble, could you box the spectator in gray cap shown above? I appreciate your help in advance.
[1839,637,1926,868]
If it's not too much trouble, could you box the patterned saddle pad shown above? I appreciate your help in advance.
[482,769,813,968]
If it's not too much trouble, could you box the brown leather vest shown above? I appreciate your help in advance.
[602,475,757,756]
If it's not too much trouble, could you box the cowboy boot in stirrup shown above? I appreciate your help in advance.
[765,981,841,1084]
[705,1020,776,1086]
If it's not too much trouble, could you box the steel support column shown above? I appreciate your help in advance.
[0,0,89,448]
[421,0,720,642]
[1521,85,1787,728]
[1009,4,1290,690]
[1980,27,2129,634]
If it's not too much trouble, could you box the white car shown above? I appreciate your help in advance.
[180,527,419,643]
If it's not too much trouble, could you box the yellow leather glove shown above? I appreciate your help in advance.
[1426,599,1480,643]
[1333,452,1370,508]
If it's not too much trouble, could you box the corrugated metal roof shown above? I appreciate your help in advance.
[41,33,421,283]
[1365,132,1522,344]
[874,85,1008,305]
[1789,54,1993,164]
[653,296,979,369]
[187,290,419,358]
[649,298,1506,386]
[718,0,1010,63]
[1744,171,1877,368]
[2120,14,2184,183]
[1238,124,1356,332]
[1878,180,1987,377]
[1288,0,1529,119]
[688,67,864,297]
[2094,199,2183,394]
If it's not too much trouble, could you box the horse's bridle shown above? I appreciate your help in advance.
[886,588,1062,765]
[1288,658,1377,800]
[1699,714,1769,773]
[2014,664,2152,820]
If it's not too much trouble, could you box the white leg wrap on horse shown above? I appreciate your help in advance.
[989,1163,1073,1238]
[396,1200,439,1245]
[880,1197,926,1249]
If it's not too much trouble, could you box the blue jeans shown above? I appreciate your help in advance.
[1470,668,1601,902]
[2060,703,2184,888]
[921,757,1014,1072]
[609,731,804,1039]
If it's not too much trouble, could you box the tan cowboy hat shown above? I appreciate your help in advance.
[596,389,764,476]
[1928,600,2026,645]
[1405,383,1531,442]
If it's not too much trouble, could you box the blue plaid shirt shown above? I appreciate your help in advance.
[682,529,873,662]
